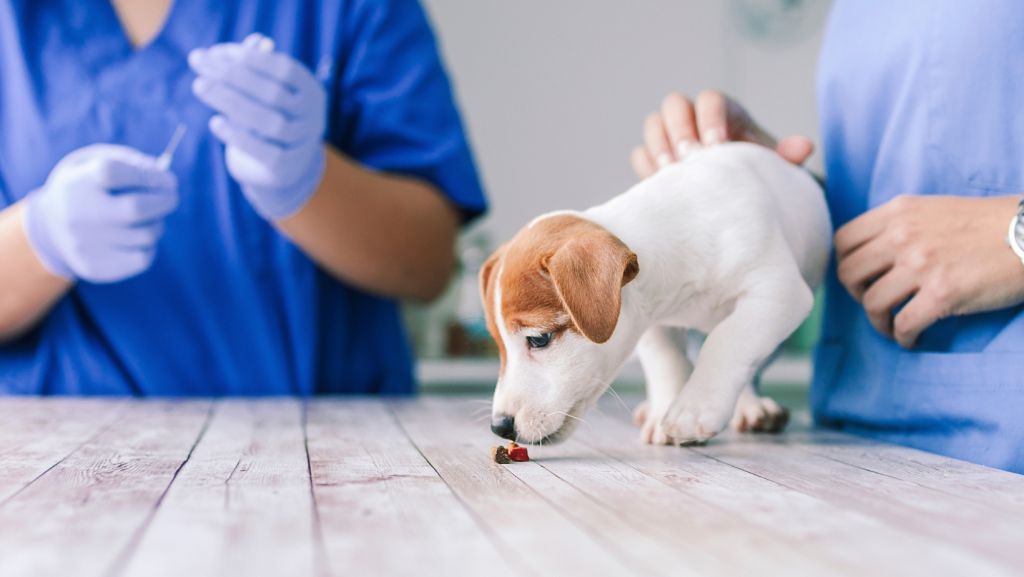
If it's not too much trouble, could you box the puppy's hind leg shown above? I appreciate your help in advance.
[662,269,813,442]
[635,325,693,445]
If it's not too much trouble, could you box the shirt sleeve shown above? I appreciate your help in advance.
[329,0,487,223]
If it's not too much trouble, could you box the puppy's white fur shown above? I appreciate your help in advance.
[488,142,832,445]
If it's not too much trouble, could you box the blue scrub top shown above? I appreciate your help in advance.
[0,0,486,396]
[814,0,1024,472]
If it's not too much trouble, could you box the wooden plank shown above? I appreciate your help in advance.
[390,397,644,577]
[306,398,517,577]
[572,406,1011,577]
[681,431,1024,571]
[117,398,320,577]
[0,398,128,504]
[514,436,832,577]
[0,399,212,577]
[777,429,1024,516]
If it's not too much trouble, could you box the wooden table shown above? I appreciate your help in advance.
[0,396,1022,577]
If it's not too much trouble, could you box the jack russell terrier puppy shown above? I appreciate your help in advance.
[481,142,832,445]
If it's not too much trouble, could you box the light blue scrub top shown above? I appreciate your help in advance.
[0,0,486,396]
[813,0,1024,473]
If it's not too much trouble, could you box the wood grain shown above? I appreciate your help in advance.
[575,404,1012,577]
[117,398,319,577]
[390,397,644,577]
[307,398,516,577]
[0,399,212,577]
[0,398,127,505]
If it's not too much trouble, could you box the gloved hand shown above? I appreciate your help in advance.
[188,33,327,221]
[22,144,180,284]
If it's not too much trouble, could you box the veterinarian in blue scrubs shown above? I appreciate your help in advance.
[633,0,1024,473]
[0,0,486,395]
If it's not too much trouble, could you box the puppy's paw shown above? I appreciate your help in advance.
[639,415,673,445]
[661,393,732,443]
[731,395,790,433]
[632,400,650,427]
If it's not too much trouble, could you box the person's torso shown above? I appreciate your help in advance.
[813,0,1024,472]
[0,0,414,396]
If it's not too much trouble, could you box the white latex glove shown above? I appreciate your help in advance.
[189,33,327,221]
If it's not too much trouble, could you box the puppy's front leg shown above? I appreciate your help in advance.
[662,276,813,442]
[635,325,692,444]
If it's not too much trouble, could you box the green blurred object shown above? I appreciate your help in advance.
[785,286,825,354]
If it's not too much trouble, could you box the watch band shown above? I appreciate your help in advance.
[1007,197,1024,265]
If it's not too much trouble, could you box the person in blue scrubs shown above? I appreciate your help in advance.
[631,1,1024,473]
[0,0,486,396]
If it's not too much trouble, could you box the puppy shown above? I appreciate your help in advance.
[480,142,832,445]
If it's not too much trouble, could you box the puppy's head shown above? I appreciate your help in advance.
[481,213,639,444]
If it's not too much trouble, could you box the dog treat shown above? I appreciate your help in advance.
[509,446,530,462]
[491,445,512,464]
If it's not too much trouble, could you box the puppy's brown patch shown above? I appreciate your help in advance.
[480,214,639,374]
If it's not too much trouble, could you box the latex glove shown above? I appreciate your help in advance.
[188,33,327,221]
[22,144,179,284]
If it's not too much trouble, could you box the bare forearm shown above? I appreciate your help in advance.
[0,203,72,343]
[277,146,461,302]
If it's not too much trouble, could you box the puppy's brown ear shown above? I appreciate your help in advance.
[543,230,639,344]
[479,243,509,318]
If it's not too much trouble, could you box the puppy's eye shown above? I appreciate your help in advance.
[526,333,553,349]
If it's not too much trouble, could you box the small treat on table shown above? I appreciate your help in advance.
[506,442,530,462]
[491,445,512,464]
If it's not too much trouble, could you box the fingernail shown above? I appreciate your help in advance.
[702,128,723,145]
[675,140,697,159]
[655,152,673,168]
[187,48,204,67]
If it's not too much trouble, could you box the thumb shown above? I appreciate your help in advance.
[776,136,814,165]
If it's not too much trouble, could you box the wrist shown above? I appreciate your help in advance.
[20,193,76,282]
[243,145,326,221]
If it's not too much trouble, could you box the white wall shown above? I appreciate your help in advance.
[419,0,831,245]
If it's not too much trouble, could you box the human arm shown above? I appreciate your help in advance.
[0,203,71,343]
[190,33,464,303]
[276,146,459,302]
[0,145,178,343]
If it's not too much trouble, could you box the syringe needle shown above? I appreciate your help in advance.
[156,123,187,170]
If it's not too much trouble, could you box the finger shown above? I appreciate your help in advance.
[104,189,179,224]
[694,89,729,145]
[208,115,283,165]
[660,93,699,159]
[643,112,674,169]
[892,290,947,349]
[93,158,177,191]
[240,49,321,95]
[776,136,814,166]
[192,78,309,145]
[631,146,657,180]
[190,48,305,116]
[108,221,166,250]
[836,237,896,302]
[834,208,892,262]
[861,268,918,339]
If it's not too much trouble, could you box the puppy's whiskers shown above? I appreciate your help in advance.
[541,411,592,429]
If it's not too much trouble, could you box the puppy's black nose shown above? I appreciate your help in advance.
[491,414,516,440]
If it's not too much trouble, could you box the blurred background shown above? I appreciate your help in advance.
[404,0,834,398]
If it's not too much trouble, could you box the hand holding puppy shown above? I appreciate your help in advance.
[630,90,813,179]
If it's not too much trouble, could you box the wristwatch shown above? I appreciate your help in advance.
[1007,198,1024,266]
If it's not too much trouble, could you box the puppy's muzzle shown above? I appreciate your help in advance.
[491,414,516,440]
